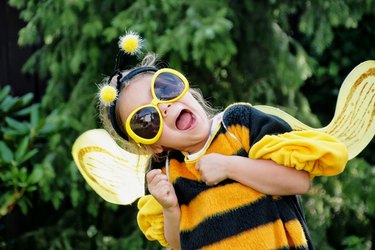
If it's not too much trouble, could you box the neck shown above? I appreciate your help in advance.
[185,118,213,154]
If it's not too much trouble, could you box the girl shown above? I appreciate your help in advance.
[98,53,348,250]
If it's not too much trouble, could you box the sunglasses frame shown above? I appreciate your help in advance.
[124,68,190,145]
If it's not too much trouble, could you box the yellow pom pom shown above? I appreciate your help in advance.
[118,31,143,55]
[99,85,118,106]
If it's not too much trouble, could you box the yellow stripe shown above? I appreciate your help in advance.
[227,124,251,152]
[207,131,243,155]
[168,159,200,183]
[284,219,308,247]
[201,219,307,250]
[180,183,264,231]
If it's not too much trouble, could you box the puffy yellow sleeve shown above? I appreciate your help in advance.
[137,195,168,247]
[249,130,348,176]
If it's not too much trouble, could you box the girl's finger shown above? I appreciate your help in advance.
[195,160,200,171]
[146,169,162,183]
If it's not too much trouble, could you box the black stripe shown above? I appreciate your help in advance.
[236,148,248,157]
[150,150,184,170]
[174,178,235,206]
[275,196,304,222]
[180,195,302,249]
[168,150,185,161]
[277,246,309,250]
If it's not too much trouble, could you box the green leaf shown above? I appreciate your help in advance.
[0,142,13,163]
[70,187,80,207]
[19,149,38,165]
[18,22,39,46]
[87,197,99,217]
[51,191,63,209]
[103,27,118,42]
[1,96,19,112]
[28,166,44,184]
[8,0,26,9]
[17,167,29,185]
[82,20,103,38]
[5,117,28,132]
[15,137,30,162]
[20,93,34,106]
[17,199,29,215]
[30,104,40,129]
[0,85,11,102]
[13,106,32,116]
[39,123,59,134]
[2,129,28,140]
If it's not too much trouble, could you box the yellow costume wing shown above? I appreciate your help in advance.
[71,129,149,205]
[254,60,375,160]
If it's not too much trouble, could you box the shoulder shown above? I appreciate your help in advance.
[223,102,253,114]
[222,102,292,145]
[222,102,285,127]
[222,102,254,127]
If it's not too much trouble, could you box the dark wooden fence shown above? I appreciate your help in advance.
[0,1,45,101]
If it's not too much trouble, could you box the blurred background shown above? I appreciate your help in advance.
[1,0,375,249]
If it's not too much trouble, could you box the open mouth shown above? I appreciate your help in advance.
[176,109,196,130]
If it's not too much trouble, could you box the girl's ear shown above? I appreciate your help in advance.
[150,144,164,154]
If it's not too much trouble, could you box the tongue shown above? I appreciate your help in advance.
[177,111,193,130]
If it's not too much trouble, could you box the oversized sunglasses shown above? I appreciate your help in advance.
[111,68,189,145]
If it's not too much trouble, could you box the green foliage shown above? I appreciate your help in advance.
[305,158,375,249]
[0,85,64,216]
[4,0,375,249]
[5,207,161,250]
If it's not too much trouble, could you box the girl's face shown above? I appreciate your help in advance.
[118,74,212,154]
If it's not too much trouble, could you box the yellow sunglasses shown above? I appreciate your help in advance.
[124,68,189,145]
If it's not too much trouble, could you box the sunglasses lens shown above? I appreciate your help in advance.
[129,107,160,139]
[154,72,185,100]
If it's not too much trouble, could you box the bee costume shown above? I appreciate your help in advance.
[72,32,375,249]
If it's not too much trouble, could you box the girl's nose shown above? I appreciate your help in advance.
[158,103,172,117]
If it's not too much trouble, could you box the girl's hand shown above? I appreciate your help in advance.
[196,153,229,186]
[147,169,179,209]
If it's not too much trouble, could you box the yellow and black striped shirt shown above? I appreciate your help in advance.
[150,103,347,249]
